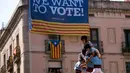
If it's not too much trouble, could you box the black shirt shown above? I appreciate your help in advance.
[81,43,91,56]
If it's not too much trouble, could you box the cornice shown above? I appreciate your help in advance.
[89,1,130,13]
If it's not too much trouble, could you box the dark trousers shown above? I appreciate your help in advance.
[76,69,81,73]
[86,67,93,72]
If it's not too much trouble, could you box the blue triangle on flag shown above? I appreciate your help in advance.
[50,40,60,46]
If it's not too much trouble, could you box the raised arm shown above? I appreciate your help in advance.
[95,49,102,59]
[79,53,86,61]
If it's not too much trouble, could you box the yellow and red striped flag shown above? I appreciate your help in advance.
[50,40,62,59]
[31,20,90,36]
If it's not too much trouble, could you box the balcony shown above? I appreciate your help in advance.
[45,40,65,54]
[0,65,6,73]
[7,56,13,72]
[13,46,21,63]
[122,42,130,55]
[91,41,104,54]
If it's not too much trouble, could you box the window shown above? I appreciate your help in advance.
[17,68,20,73]
[126,62,130,73]
[89,14,94,17]
[48,61,62,73]
[48,35,60,40]
[125,15,130,18]
[3,54,6,65]
[10,45,12,56]
[107,28,116,44]
[16,34,19,46]
[124,30,130,47]
[48,68,62,73]
[90,28,99,49]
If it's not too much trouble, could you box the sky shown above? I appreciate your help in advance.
[0,0,125,29]
[0,0,20,29]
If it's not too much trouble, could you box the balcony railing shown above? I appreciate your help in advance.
[91,41,104,54]
[7,56,13,72]
[13,46,21,63]
[0,64,6,73]
[122,42,130,55]
[45,40,65,54]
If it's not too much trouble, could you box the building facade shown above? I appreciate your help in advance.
[125,0,130,1]
[0,0,130,73]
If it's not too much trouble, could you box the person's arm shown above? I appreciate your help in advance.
[88,41,93,47]
[80,53,86,61]
[81,53,94,66]
[95,49,102,59]
[87,51,95,61]
[86,48,95,64]
[81,48,87,61]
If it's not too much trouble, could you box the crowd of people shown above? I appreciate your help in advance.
[74,36,103,73]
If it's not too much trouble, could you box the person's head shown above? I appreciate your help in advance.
[84,44,91,51]
[81,35,88,44]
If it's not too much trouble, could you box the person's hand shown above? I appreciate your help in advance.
[87,57,91,61]
[80,63,84,67]
[86,60,89,64]
[86,58,91,64]
[80,63,86,68]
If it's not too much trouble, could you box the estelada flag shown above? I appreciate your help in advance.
[50,40,62,59]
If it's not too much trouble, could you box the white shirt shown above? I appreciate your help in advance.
[74,61,81,70]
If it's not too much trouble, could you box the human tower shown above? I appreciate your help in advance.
[74,36,103,73]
